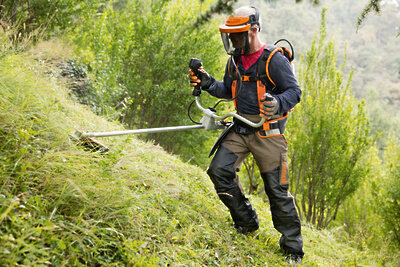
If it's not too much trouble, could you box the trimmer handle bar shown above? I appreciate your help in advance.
[194,96,265,129]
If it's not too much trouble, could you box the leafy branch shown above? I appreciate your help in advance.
[192,0,237,28]
[357,0,381,29]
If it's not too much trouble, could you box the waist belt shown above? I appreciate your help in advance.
[233,117,280,135]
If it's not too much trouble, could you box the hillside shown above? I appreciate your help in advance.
[0,41,389,266]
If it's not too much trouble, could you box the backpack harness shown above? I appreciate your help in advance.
[228,40,295,138]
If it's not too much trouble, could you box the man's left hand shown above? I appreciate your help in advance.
[189,68,212,90]
[261,94,279,119]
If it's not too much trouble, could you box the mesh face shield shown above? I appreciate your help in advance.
[221,32,232,55]
[219,16,252,55]
[220,31,250,56]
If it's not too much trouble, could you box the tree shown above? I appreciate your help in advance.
[352,0,400,36]
[193,0,237,28]
[265,0,399,36]
[357,0,382,29]
[286,9,371,229]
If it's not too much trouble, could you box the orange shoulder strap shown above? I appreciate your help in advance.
[231,80,238,110]
[265,47,283,87]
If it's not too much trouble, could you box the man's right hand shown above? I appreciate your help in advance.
[189,67,212,90]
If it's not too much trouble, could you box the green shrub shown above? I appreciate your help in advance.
[378,135,400,248]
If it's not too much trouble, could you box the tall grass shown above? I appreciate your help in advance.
[0,39,392,266]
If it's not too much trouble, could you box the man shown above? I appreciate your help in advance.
[189,6,304,263]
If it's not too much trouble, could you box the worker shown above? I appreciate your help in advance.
[189,6,304,263]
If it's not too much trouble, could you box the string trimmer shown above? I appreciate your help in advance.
[70,59,266,153]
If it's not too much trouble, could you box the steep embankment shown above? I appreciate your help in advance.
[0,42,382,266]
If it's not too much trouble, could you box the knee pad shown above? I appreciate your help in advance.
[207,146,238,191]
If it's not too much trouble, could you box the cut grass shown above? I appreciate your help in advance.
[0,40,395,266]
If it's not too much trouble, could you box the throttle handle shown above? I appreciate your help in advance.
[189,58,203,96]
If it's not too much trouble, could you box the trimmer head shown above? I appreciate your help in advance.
[69,130,109,153]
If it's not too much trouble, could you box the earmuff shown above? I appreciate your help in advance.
[249,6,260,32]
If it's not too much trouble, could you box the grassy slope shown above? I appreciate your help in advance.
[0,41,386,266]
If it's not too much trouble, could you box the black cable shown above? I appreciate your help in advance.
[213,55,242,109]
[274,39,294,61]
[187,99,202,125]
[187,53,243,122]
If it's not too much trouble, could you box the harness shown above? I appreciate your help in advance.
[228,41,294,137]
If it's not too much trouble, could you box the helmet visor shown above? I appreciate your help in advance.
[220,32,248,55]
[221,32,233,55]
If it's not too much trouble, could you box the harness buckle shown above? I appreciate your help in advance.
[241,75,251,82]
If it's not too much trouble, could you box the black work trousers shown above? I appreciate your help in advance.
[207,130,304,256]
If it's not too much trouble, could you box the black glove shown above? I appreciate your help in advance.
[261,93,279,119]
[189,67,212,90]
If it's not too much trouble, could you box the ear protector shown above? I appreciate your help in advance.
[249,6,260,32]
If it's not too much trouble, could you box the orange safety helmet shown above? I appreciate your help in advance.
[219,6,260,55]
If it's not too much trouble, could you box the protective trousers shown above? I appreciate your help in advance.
[207,126,304,256]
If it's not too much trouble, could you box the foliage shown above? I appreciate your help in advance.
[357,0,389,32]
[294,0,320,4]
[0,0,101,42]
[254,0,400,143]
[332,146,386,248]
[269,0,399,35]
[253,0,398,260]
[0,37,387,266]
[242,156,263,196]
[192,0,237,28]
[57,59,100,113]
[286,9,372,229]
[71,0,226,166]
[358,0,381,22]
[376,135,400,247]
[333,137,400,264]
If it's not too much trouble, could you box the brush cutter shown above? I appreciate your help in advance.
[70,96,265,152]
[70,59,265,152]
